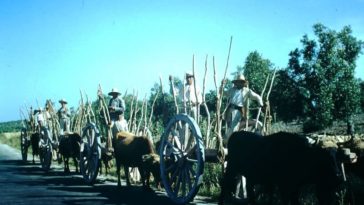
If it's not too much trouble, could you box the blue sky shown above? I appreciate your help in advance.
[1,0,364,122]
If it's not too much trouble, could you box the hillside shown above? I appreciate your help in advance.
[0,120,23,133]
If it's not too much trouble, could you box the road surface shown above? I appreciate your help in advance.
[0,143,216,205]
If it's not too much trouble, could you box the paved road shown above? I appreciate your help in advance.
[0,143,216,205]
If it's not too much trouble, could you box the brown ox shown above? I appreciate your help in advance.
[142,153,161,188]
[114,131,160,189]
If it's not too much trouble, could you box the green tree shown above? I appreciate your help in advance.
[149,82,176,126]
[242,51,272,94]
[360,80,364,112]
[270,70,305,121]
[287,23,363,132]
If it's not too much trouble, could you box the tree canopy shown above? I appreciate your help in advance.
[286,23,363,131]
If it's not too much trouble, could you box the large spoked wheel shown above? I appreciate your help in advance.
[20,128,29,162]
[159,114,205,205]
[80,123,101,185]
[39,128,52,171]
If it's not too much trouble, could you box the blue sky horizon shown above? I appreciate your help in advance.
[1,0,364,122]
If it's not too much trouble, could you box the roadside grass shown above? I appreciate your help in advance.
[0,132,21,150]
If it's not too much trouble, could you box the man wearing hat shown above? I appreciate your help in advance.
[35,107,45,131]
[108,88,126,124]
[44,100,53,130]
[225,74,264,141]
[58,99,71,135]
[178,71,202,119]
[36,107,53,148]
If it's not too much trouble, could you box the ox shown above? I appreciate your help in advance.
[142,153,161,188]
[58,133,81,173]
[219,131,345,205]
[30,133,40,164]
[99,151,113,175]
[114,131,160,189]
[338,136,364,204]
[338,136,364,179]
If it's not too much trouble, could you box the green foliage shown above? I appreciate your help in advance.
[360,80,364,112]
[242,51,272,94]
[270,70,305,121]
[286,23,363,131]
[149,89,177,126]
[0,120,23,133]
[198,163,222,198]
[202,90,217,116]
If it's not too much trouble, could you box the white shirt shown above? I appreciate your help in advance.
[36,113,45,123]
[179,84,203,104]
[112,119,129,137]
[228,87,263,107]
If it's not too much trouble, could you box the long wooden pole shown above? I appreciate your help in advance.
[215,36,233,161]
[263,69,277,134]
[254,74,270,130]
[147,89,159,140]
[192,55,200,123]
[169,76,179,115]
[202,55,212,148]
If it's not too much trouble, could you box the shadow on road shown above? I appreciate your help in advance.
[1,160,212,205]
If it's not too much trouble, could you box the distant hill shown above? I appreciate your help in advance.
[0,120,23,133]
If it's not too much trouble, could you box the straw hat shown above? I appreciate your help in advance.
[232,74,246,83]
[59,99,68,104]
[108,88,121,96]
[185,71,194,78]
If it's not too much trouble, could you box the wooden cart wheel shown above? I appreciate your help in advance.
[80,123,101,184]
[39,128,52,171]
[20,128,29,162]
[159,114,205,205]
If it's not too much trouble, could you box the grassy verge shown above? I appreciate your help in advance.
[0,132,21,149]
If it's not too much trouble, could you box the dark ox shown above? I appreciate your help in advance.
[114,132,160,189]
[339,137,364,179]
[99,151,113,175]
[58,133,81,173]
[219,131,344,205]
[338,137,364,204]
[30,133,40,164]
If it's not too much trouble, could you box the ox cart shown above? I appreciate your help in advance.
[77,110,222,202]
[158,114,359,205]
[19,125,56,171]
[31,108,357,205]
[20,102,61,171]
[77,112,208,203]
[76,92,356,204]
